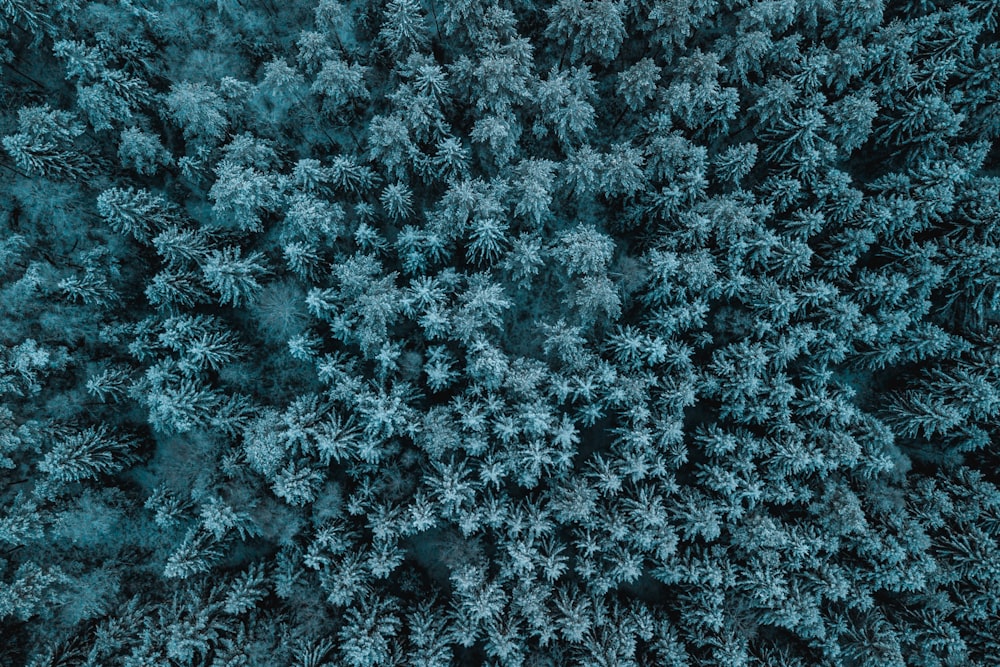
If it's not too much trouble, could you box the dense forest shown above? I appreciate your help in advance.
[2,0,1000,665]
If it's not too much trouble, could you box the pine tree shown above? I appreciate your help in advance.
[152,226,213,268]
[164,82,229,144]
[467,217,509,265]
[553,585,593,642]
[339,598,402,667]
[545,0,627,64]
[617,58,661,111]
[199,496,259,540]
[320,551,370,607]
[272,461,323,506]
[573,274,622,324]
[429,136,471,181]
[451,273,511,342]
[0,407,25,469]
[145,485,194,529]
[209,160,280,232]
[284,194,344,244]
[601,142,646,199]
[884,391,966,439]
[368,114,418,181]
[713,142,758,186]
[502,233,546,288]
[97,187,179,242]
[256,57,308,122]
[330,155,379,194]
[58,267,117,306]
[461,37,534,116]
[380,182,414,222]
[0,0,54,38]
[143,370,225,435]
[876,95,963,154]
[202,247,267,307]
[644,0,708,57]
[76,80,136,132]
[554,224,615,277]
[2,105,92,179]
[407,602,453,667]
[312,57,370,118]
[0,562,65,622]
[470,112,522,165]
[379,0,430,61]
[144,269,207,309]
[423,346,458,392]
[38,426,136,484]
[535,66,597,149]
[118,127,172,175]
[562,145,604,197]
[827,90,879,154]
[163,528,223,579]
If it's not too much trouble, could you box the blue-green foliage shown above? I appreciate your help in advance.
[2,0,1000,665]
